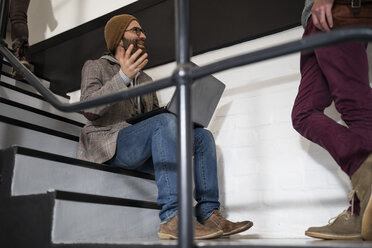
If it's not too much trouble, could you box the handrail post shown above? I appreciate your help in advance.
[0,0,8,40]
[175,0,194,247]
[0,0,9,70]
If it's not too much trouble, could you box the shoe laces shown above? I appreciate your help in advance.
[348,190,356,216]
[215,211,223,217]
[209,210,225,227]
[214,210,227,221]
[327,190,356,224]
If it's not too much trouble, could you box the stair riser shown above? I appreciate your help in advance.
[0,85,86,123]
[1,102,81,137]
[1,63,47,85]
[0,122,78,156]
[0,63,69,104]
[0,73,49,98]
[52,200,160,243]
[2,63,14,75]
[11,154,157,201]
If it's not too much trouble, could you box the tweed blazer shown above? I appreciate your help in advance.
[77,55,159,163]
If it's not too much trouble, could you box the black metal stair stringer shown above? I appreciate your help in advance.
[55,190,160,210]
[0,192,56,248]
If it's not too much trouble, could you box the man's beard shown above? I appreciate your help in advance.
[121,37,147,56]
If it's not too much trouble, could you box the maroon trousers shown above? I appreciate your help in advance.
[292,17,372,177]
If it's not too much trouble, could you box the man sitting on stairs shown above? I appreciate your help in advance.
[77,13,253,240]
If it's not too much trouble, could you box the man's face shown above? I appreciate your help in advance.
[121,20,147,55]
[121,36,146,55]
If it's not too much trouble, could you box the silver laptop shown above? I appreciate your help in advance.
[126,68,225,128]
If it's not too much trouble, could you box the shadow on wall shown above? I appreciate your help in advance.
[209,101,232,133]
[225,196,348,213]
[209,102,233,214]
[216,146,226,213]
[28,0,58,45]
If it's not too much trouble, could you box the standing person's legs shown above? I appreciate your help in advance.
[315,35,372,176]
[9,0,31,62]
[292,18,372,177]
[292,17,372,240]
[316,41,372,237]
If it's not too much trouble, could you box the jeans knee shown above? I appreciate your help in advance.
[153,113,177,133]
[194,128,215,147]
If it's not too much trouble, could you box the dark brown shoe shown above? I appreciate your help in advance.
[11,38,31,80]
[12,60,31,80]
[351,153,372,240]
[158,215,223,240]
[202,210,253,236]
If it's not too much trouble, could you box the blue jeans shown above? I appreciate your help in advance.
[111,113,220,223]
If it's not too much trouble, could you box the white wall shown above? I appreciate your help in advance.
[145,27,365,238]
[27,0,138,45]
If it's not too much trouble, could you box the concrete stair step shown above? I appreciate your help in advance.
[0,78,84,155]
[1,60,50,89]
[0,79,86,125]
[1,100,81,138]
[0,60,71,105]
[0,146,157,201]
[0,120,78,157]
[0,190,160,247]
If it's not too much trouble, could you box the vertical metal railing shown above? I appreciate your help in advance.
[0,0,8,70]
[174,0,194,246]
[0,0,7,40]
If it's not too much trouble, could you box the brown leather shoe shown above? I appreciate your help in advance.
[158,215,223,240]
[202,210,253,236]
[12,60,31,80]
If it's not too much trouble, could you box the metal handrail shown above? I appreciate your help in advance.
[0,28,371,113]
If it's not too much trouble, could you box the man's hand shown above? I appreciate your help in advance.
[117,44,149,79]
[311,0,335,31]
